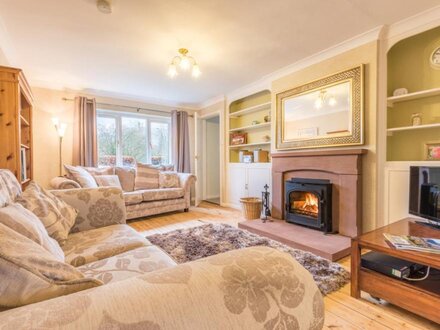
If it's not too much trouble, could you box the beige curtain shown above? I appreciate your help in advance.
[73,96,97,167]
[171,110,191,173]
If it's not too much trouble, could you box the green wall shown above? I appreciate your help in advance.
[387,26,440,161]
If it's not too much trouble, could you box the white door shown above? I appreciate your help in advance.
[194,113,203,206]
[228,165,247,207]
[247,167,272,199]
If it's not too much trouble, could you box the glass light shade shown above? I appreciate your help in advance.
[51,117,60,127]
[179,56,190,71]
[167,63,177,78]
[328,96,337,106]
[58,123,67,137]
[191,64,201,78]
[314,98,323,109]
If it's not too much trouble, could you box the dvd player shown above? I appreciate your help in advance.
[361,251,425,279]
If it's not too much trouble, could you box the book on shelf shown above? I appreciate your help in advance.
[383,233,440,254]
[20,147,27,182]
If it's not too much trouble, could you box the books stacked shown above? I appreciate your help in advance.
[384,233,440,254]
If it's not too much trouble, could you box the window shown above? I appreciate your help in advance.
[97,110,171,167]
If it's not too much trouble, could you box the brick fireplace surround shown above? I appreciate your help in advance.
[239,148,366,261]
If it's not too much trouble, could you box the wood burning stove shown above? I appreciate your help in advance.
[285,178,332,233]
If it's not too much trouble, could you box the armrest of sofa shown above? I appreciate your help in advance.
[177,173,196,191]
[50,176,81,190]
[0,246,324,329]
[51,187,126,233]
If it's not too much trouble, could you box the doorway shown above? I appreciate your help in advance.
[202,115,220,204]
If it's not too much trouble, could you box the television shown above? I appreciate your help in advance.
[409,166,440,228]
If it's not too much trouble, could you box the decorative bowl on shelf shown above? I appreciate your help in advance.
[393,88,408,96]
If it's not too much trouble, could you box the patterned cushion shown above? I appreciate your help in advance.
[134,163,159,190]
[159,171,180,188]
[115,167,136,192]
[16,182,78,244]
[0,169,22,207]
[64,165,98,188]
[0,223,101,309]
[83,167,115,176]
[124,191,144,205]
[0,203,64,261]
[78,246,177,284]
[94,175,122,188]
[62,224,150,267]
[142,188,185,202]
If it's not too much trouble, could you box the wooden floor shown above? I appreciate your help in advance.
[128,202,440,330]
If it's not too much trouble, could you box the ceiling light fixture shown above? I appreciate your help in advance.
[167,48,201,79]
[97,0,112,14]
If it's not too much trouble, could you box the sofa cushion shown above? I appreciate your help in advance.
[0,203,64,261]
[124,191,144,205]
[0,223,101,309]
[83,166,115,176]
[142,188,185,202]
[62,224,150,267]
[134,163,160,190]
[94,175,122,189]
[0,169,22,207]
[77,245,177,284]
[115,166,136,192]
[159,171,180,188]
[16,182,78,244]
[64,165,98,188]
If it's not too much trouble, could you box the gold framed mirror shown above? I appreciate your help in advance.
[276,65,364,150]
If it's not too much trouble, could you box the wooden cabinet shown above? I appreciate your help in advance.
[227,163,271,208]
[0,66,34,188]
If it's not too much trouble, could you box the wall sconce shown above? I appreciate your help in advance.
[52,118,67,176]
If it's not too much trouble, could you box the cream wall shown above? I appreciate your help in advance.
[271,41,379,232]
[31,87,196,188]
[0,47,9,65]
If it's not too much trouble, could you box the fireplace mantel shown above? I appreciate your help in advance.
[271,148,367,238]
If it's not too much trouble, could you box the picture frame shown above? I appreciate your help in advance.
[424,141,440,160]
[276,65,364,150]
[230,133,247,146]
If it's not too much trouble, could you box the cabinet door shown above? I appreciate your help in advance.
[247,167,271,199]
[228,166,247,206]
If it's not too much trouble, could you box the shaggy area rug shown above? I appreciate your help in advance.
[147,223,350,295]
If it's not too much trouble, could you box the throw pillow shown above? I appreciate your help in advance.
[115,166,136,192]
[159,171,180,188]
[16,182,78,244]
[134,163,160,190]
[64,165,98,188]
[0,203,65,261]
[0,223,101,309]
[94,175,122,188]
[83,166,115,176]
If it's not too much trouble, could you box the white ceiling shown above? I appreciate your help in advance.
[0,0,439,107]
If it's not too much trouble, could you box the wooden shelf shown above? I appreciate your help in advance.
[229,122,270,132]
[20,115,30,127]
[387,87,440,107]
[229,102,271,118]
[21,178,31,185]
[20,144,30,150]
[387,123,440,133]
[229,142,270,149]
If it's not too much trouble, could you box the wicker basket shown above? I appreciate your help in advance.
[240,197,262,220]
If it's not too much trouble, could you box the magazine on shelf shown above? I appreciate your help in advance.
[384,233,440,254]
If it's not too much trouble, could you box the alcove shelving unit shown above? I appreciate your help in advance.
[228,91,272,163]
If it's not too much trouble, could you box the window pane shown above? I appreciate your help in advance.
[121,117,147,165]
[150,121,170,165]
[97,116,117,166]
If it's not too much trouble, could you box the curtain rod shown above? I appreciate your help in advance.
[61,97,193,117]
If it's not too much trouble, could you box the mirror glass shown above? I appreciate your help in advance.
[283,80,352,140]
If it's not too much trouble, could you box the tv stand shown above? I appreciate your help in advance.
[351,218,440,324]
[415,220,440,230]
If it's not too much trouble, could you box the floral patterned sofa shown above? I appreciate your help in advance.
[0,170,324,329]
[50,164,196,220]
